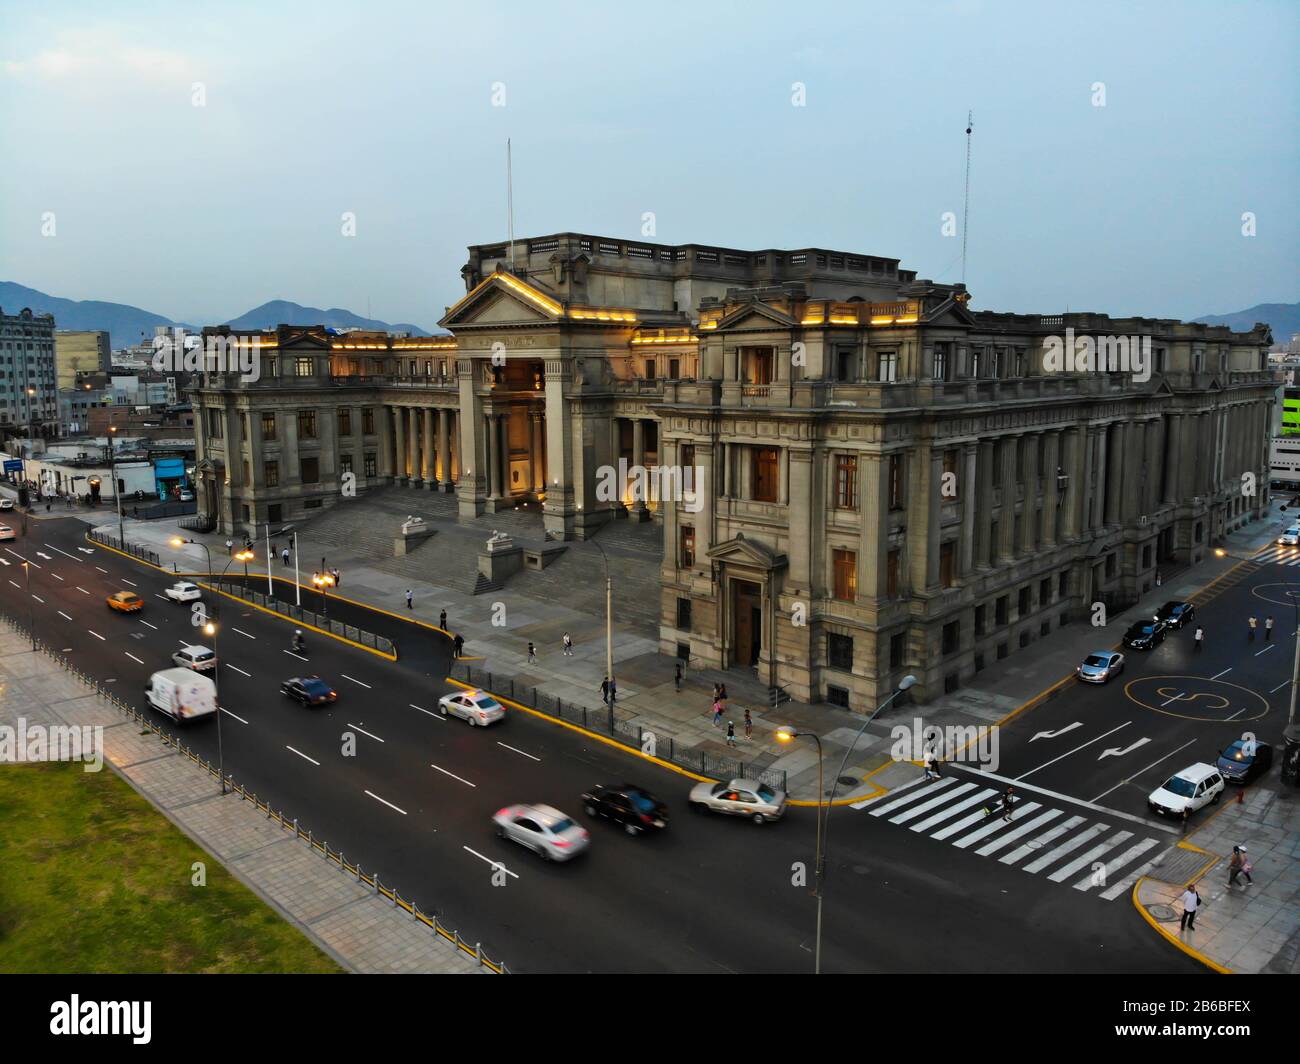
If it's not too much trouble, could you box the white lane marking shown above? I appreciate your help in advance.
[347,723,385,743]
[50,572,63,581]
[951,802,1043,849]
[36,552,52,561]
[232,627,255,639]
[965,764,1180,833]
[140,620,158,630]
[411,703,444,720]
[463,846,518,879]
[125,652,144,664]
[1097,737,1151,760]
[222,707,249,724]
[75,586,89,595]
[0,558,8,566]
[1210,667,1232,680]
[43,543,82,562]
[889,781,977,825]
[57,611,72,621]
[1226,707,1248,721]
[226,664,251,677]
[497,742,540,761]
[1016,722,1131,780]
[868,776,957,817]
[342,674,372,689]
[154,594,169,602]
[1270,679,1291,693]
[5,549,38,568]
[364,790,407,814]
[1023,822,1112,874]
[286,745,320,766]
[1091,738,1198,803]
[1048,830,1134,883]
[909,787,997,833]
[122,579,137,587]
[429,762,476,788]
[87,630,105,641]
[975,808,1064,856]
[1254,644,1275,657]
[31,594,44,604]
[1030,722,1083,742]
[284,649,308,661]
[1099,853,1163,900]
[1073,837,1161,892]
[95,566,109,574]
[999,815,1086,865]
[7,580,19,589]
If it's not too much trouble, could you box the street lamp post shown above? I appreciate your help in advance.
[107,426,124,545]
[778,674,917,974]
[22,560,34,650]
[312,570,335,618]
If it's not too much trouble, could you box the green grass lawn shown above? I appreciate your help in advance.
[0,761,342,973]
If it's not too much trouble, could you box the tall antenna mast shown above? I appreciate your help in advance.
[507,138,516,273]
[962,110,973,285]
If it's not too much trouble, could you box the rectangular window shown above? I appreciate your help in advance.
[1040,577,1052,605]
[942,621,959,655]
[261,411,276,440]
[264,460,279,487]
[828,632,854,671]
[1018,586,1031,615]
[974,604,986,637]
[890,633,905,668]
[743,347,774,385]
[645,358,656,379]
[835,454,858,509]
[297,409,316,439]
[752,447,779,503]
[676,597,692,631]
[933,342,949,381]
[888,453,904,510]
[338,407,352,436]
[878,350,898,383]
[1059,570,1069,597]
[364,452,377,477]
[995,596,1009,626]
[679,525,695,568]
[295,357,313,377]
[362,407,375,435]
[833,548,857,601]
[971,347,982,378]
[300,457,320,484]
[886,549,900,598]
[940,542,955,587]
[340,453,353,475]
[268,504,282,523]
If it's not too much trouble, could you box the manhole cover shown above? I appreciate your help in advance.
[838,775,859,786]
[1146,903,1178,922]
[1026,839,1045,849]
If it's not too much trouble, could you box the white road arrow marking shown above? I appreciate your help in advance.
[36,552,52,561]
[1098,737,1152,760]
[78,547,94,554]
[1030,722,1083,742]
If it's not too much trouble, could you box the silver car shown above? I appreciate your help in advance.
[438,688,505,726]
[688,777,787,824]
[172,644,217,672]
[493,803,590,861]
[1076,650,1124,684]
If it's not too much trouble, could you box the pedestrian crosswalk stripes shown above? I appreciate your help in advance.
[856,776,1168,902]
[1251,544,1300,566]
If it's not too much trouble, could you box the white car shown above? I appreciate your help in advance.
[493,803,590,861]
[0,498,13,510]
[688,777,788,824]
[437,688,505,726]
[172,644,217,672]
[1278,526,1300,546]
[164,581,203,603]
[1148,762,1224,818]
[0,525,14,542]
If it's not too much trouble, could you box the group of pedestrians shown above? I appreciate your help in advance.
[706,684,752,747]
[1179,845,1254,933]
[1245,616,1275,642]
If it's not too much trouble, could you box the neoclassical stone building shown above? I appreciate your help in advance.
[191,232,1275,706]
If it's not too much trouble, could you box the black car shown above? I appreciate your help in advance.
[281,675,338,707]
[581,784,669,836]
[1156,601,1196,629]
[1122,619,1167,650]
[1216,739,1273,783]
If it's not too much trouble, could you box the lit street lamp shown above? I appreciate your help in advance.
[312,570,335,618]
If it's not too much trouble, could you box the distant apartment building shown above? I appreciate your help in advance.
[0,306,60,439]
[191,233,1276,706]
[54,329,111,389]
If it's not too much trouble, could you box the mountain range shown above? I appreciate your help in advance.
[2,281,1294,352]
[0,282,432,350]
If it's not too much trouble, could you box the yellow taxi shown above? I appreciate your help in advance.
[107,591,144,613]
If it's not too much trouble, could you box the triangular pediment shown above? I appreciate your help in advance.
[716,302,798,331]
[440,269,565,329]
[707,533,787,570]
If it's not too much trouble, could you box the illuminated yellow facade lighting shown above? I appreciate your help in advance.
[870,315,895,325]
[569,308,637,323]
[495,271,565,316]
[829,314,858,325]
[894,315,919,324]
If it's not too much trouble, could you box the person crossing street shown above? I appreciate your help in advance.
[1265,616,1274,641]
[1194,625,1204,651]
[1248,616,1258,641]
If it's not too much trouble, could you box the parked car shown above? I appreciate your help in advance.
[437,688,505,726]
[1216,739,1274,784]
[581,784,669,835]
[281,676,337,706]
[1278,525,1300,546]
[107,590,144,613]
[0,525,14,542]
[1155,601,1196,629]
[493,803,590,861]
[1122,619,1167,650]
[1148,763,1224,818]
[178,489,195,502]
[164,581,203,603]
[1076,650,1125,683]
[172,644,217,672]
[688,777,787,824]
[0,498,13,510]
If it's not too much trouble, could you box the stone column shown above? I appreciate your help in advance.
[487,413,501,499]
[926,448,943,587]
[376,404,391,481]
[438,408,452,489]
[1042,431,1060,546]
[421,408,434,488]
[530,411,544,491]
[787,448,813,591]
[1105,422,1124,525]
[499,411,511,498]
[1021,432,1039,553]
[1162,413,1180,504]
[998,437,1017,560]
[393,407,407,483]
[861,454,889,597]
[975,440,994,567]
[1123,421,1145,521]
[632,418,647,516]
[960,443,977,574]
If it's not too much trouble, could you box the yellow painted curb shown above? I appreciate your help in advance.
[1130,876,1233,974]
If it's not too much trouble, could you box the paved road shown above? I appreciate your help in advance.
[0,518,1202,974]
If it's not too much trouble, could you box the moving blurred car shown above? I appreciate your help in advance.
[437,688,505,726]
[1216,739,1273,783]
[1155,601,1196,629]
[1148,763,1224,818]
[172,644,217,672]
[0,525,14,542]
[1279,525,1300,546]
[164,581,203,603]
[107,591,144,613]
[688,777,787,824]
[1076,650,1125,683]
[0,498,13,510]
[281,676,337,706]
[581,784,669,835]
[1122,619,1167,650]
[493,803,590,861]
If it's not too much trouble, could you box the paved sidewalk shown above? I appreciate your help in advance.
[1136,783,1300,973]
[0,621,487,974]
[75,495,1291,802]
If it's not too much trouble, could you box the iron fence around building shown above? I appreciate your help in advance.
[87,528,161,567]
[209,580,397,659]
[131,500,197,521]
[453,663,787,792]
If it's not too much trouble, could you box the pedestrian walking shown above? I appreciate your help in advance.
[718,682,728,705]
[744,707,752,740]
[562,632,573,656]
[331,566,340,587]
[527,641,537,664]
[1228,845,1253,887]
[600,676,611,706]
[1194,625,1204,651]
[439,609,447,630]
[726,720,737,747]
[405,588,413,610]
[1179,883,1201,932]
[281,546,290,566]
[452,633,464,658]
[674,662,682,691]
[1265,616,1274,641]
[923,744,941,781]
[1248,615,1257,641]
[1001,785,1016,822]
[711,698,723,727]
[225,538,234,555]
[608,678,617,706]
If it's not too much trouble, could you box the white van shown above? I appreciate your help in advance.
[145,668,217,722]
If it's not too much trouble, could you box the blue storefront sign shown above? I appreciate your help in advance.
[3,460,23,474]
